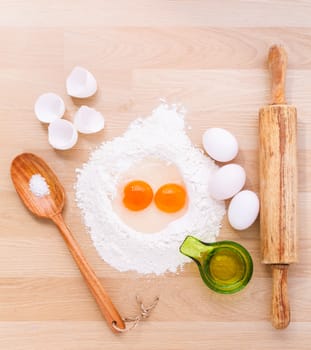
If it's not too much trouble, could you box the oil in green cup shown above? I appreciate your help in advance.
[179,236,253,294]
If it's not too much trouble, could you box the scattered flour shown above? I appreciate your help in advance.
[75,103,225,275]
[29,174,50,197]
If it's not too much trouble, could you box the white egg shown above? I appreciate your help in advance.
[202,128,238,162]
[209,164,246,200]
[48,119,78,150]
[34,92,65,123]
[228,190,260,230]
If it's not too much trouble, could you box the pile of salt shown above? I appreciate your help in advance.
[29,174,50,197]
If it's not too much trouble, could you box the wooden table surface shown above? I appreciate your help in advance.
[0,1,311,349]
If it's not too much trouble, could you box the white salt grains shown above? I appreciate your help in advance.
[29,174,50,197]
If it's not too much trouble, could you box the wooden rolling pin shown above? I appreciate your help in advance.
[259,45,297,329]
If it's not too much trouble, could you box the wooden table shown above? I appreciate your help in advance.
[0,1,310,349]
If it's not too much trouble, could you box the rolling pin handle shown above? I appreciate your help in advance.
[271,264,290,329]
[268,45,287,105]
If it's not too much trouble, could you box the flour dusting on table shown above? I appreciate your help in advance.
[75,103,225,275]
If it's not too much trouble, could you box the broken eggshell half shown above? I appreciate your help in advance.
[48,119,78,150]
[66,66,97,98]
[74,106,105,134]
[34,93,65,123]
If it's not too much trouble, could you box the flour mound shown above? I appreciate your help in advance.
[75,103,225,275]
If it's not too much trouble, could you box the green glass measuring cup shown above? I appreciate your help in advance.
[180,236,253,294]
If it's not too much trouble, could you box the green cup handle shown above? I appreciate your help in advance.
[179,236,213,265]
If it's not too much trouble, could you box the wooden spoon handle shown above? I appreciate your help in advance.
[268,45,287,105]
[272,264,290,329]
[52,214,125,333]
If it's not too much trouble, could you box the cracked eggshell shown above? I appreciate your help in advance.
[48,119,78,150]
[34,93,65,123]
[74,106,105,134]
[66,66,97,98]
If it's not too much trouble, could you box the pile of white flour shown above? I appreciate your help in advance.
[75,103,225,275]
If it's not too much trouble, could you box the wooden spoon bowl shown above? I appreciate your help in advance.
[11,153,64,217]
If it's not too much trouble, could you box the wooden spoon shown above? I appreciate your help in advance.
[10,153,125,333]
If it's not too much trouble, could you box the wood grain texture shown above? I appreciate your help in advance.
[269,45,288,105]
[52,214,125,332]
[11,153,65,218]
[259,46,297,329]
[0,0,311,349]
[259,106,298,264]
[259,105,298,330]
[272,265,290,329]
[10,153,125,332]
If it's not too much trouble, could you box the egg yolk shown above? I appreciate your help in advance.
[155,183,187,213]
[123,180,153,211]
